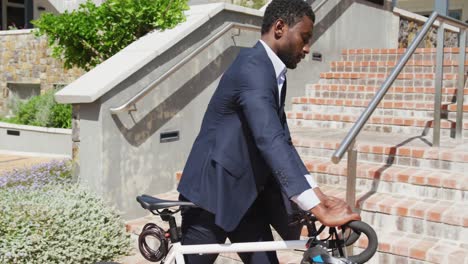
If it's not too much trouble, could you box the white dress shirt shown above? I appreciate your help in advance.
[259,40,321,210]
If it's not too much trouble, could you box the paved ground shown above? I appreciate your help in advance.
[0,151,66,175]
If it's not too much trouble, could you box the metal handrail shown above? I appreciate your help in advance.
[110,23,260,114]
[332,11,467,164]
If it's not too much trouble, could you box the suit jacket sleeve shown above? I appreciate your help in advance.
[235,58,310,199]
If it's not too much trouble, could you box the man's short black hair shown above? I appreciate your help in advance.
[261,0,315,35]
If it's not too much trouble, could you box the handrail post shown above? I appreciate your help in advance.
[433,22,445,147]
[456,29,466,142]
[433,0,448,147]
[346,139,357,211]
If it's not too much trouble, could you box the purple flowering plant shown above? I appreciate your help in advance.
[0,159,72,190]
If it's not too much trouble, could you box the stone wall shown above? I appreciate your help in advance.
[398,17,459,49]
[0,29,84,115]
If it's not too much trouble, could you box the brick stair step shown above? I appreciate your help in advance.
[300,156,467,201]
[330,61,467,75]
[305,84,468,103]
[319,72,459,80]
[291,104,467,120]
[288,112,468,139]
[288,111,468,129]
[354,228,468,264]
[290,127,468,171]
[296,223,468,264]
[318,76,456,88]
[330,60,468,69]
[292,97,468,112]
[341,48,468,61]
[291,98,468,119]
[318,185,467,242]
[341,47,468,56]
[306,84,468,95]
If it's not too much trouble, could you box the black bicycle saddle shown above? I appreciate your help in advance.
[136,194,197,211]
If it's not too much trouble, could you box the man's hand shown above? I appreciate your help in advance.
[309,188,360,227]
[310,202,361,227]
[323,196,348,210]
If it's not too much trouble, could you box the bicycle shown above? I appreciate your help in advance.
[136,194,378,264]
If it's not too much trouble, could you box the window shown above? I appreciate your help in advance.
[448,10,462,20]
[0,0,32,30]
[418,10,463,21]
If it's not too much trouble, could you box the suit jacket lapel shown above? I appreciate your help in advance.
[254,41,280,108]
[280,78,287,109]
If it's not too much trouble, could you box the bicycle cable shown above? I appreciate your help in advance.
[138,223,169,262]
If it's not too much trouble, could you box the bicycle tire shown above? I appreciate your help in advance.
[343,227,360,247]
[344,221,378,264]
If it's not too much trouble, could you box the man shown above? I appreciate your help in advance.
[177,0,360,263]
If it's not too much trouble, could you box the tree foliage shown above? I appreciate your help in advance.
[33,0,189,70]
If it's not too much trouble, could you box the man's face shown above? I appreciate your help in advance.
[277,16,314,69]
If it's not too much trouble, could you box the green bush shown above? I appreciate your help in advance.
[0,161,131,263]
[1,89,71,128]
[0,186,131,263]
[33,0,189,70]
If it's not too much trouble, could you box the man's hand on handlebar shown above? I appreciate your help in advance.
[309,188,361,227]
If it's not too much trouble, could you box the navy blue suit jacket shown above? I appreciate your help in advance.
[178,42,310,232]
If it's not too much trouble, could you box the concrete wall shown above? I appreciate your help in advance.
[0,30,84,115]
[0,121,71,156]
[46,0,104,13]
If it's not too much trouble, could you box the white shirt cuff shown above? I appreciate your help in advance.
[291,188,321,211]
[304,174,318,189]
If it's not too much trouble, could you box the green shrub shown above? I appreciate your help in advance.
[0,186,131,263]
[33,0,189,70]
[0,161,131,263]
[1,89,71,129]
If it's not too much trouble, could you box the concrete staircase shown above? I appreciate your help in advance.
[123,48,468,264]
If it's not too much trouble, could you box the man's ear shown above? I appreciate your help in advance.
[273,19,287,39]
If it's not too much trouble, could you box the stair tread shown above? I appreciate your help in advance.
[319,72,458,80]
[356,226,468,263]
[330,60,468,67]
[300,156,467,190]
[290,126,468,153]
[291,96,468,112]
[288,111,468,129]
[320,185,467,227]
[291,97,468,111]
[307,84,468,94]
[341,47,468,54]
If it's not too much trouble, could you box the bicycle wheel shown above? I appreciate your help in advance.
[344,221,378,264]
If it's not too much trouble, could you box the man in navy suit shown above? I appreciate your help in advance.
[177,0,360,263]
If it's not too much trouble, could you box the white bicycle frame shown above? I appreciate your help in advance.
[163,239,309,264]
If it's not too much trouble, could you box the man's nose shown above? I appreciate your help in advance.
[303,45,310,54]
